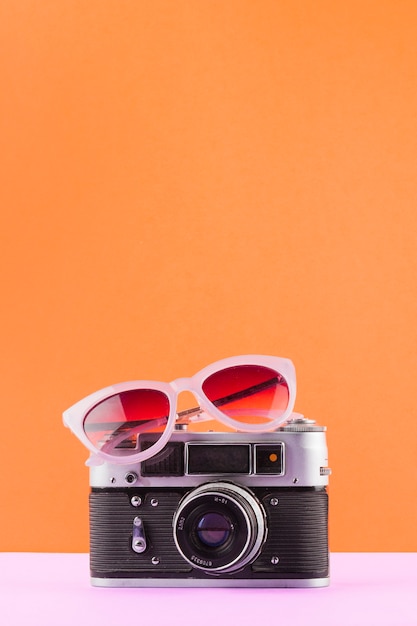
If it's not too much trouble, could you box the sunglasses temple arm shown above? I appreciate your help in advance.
[86,454,105,467]
[176,406,210,423]
[176,378,281,421]
[176,408,302,425]
[100,417,168,453]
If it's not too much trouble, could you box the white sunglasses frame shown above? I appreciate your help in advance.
[63,354,296,466]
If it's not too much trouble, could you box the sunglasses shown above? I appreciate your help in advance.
[63,355,296,466]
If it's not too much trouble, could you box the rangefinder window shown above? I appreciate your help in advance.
[186,444,251,475]
[254,444,284,475]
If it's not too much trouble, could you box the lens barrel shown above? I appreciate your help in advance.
[173,482,266,573]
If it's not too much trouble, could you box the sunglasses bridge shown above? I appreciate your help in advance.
[169,377,205,424]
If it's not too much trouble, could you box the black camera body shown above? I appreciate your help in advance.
[89,419,330,587]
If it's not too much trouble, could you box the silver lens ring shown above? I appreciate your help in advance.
[173,482,267,574]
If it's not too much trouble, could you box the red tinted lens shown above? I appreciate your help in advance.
[83,389,170,457]
[202,365,289,426]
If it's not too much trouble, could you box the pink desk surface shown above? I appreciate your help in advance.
[0,553,415,626]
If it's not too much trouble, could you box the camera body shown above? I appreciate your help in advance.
[89,418,330,587]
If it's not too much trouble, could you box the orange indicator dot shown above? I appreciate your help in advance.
[269,453,278,463]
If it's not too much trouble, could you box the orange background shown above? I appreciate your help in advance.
[1,1,416,553]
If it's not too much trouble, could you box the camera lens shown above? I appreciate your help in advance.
[173,482,266,574]
[196,513,233,548]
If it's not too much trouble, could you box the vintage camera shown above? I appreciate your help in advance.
[88,416,331,587]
